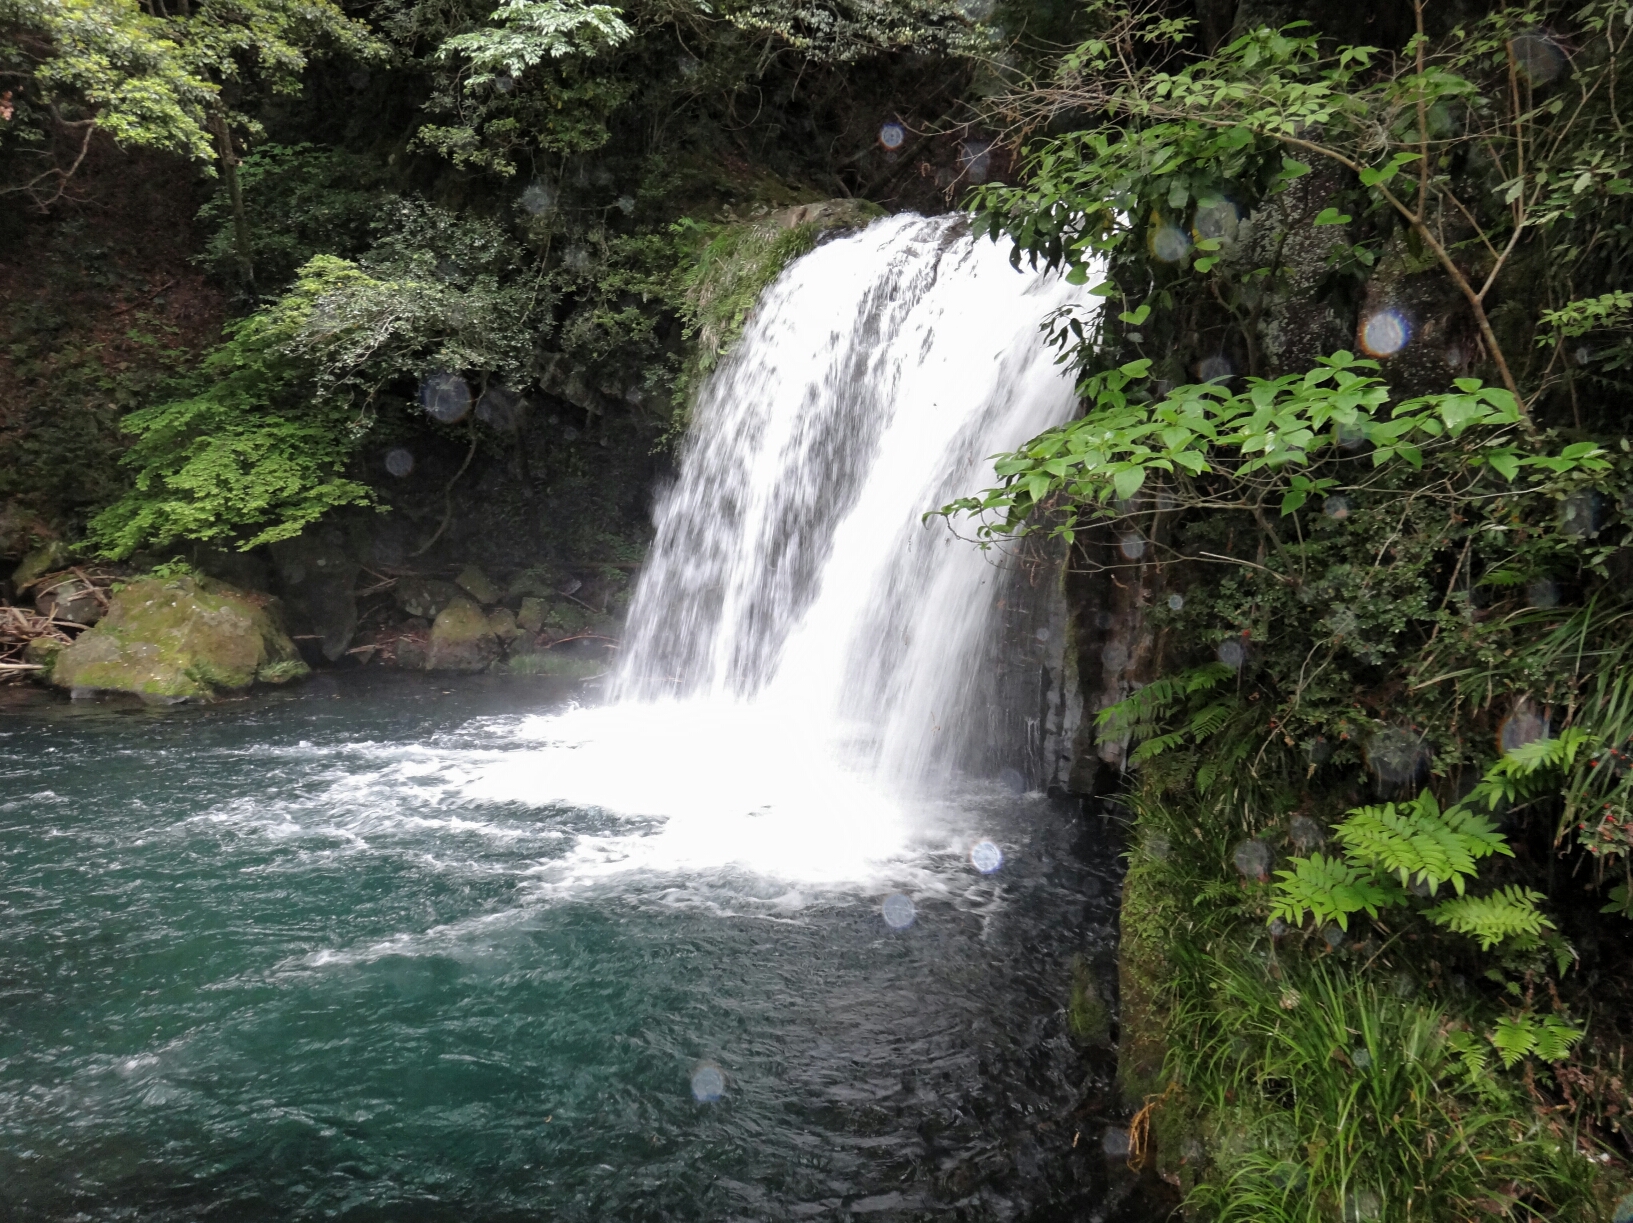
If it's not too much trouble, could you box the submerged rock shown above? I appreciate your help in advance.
[426,597,499,672]
[50,576,309,701]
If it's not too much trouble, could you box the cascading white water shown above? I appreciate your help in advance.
[619,213,1082,779]
[465,212,1084,885]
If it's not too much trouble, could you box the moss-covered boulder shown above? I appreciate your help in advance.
[455,564,501,606]
[425,597,499,672]
[22,636,65,681]
[51,576,310,701]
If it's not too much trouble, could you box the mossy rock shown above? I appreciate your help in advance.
[426,597,499,672]
[542,602,590,635]
[22,636,65,680]
[50,576,309,701]
[516,596,548,633]
[12,541,71,591]
[486,606,521,642]
[455,564,502,606]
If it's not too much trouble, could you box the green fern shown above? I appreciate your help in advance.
[1096,662,1233,746]
[1427,886,1553,950]
[1488,1011,1583,1067]
[1333,789,1510,896]
[1471,726,1598,812]
[1268,855,1399,931]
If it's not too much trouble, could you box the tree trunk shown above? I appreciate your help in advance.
[211,106,256,300]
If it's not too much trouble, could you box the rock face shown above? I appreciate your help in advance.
[425,597,499,672]
[51,576,310,701]
[270,530,359,662]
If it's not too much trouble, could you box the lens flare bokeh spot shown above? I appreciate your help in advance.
[1149,223,1190,264]
[1360,309,1410,357]
[419,373,472,423]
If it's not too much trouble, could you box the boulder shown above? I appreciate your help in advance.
[22,637,65,680]
[516,597,548,633]
[394,577,462,620]
[425,597,499,672]
[51,576,309,701]
[455,564,501,606]
[33,573,106,626]
[486,606,521,643]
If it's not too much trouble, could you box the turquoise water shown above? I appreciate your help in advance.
[0,675,1133,1221]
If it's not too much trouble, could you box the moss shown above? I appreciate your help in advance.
[1067,954,1113,1045]
[1117,845,1176,1107]
[50,575,306,699]
[425,596,499,672]
[673,199,884,416]
[21,636,65,680]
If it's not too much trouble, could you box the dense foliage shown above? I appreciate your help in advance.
[3,0,1017,560]
[941,0,1633,1214]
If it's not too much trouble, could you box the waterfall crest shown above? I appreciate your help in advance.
[616,213,1083,789]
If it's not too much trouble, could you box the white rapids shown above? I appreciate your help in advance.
[465,212,1085,887]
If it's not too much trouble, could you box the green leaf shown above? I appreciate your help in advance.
[1112,465,1147,501]
[1313,207,1352,226]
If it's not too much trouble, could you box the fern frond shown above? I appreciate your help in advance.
[1334,790,1507,896]
[1488,1011,1583,1067]
[1128,731,1186,764]
[1268,854,1396,931]
[1427,886,1552,950]
[1183,701,1235,741]
[1094,662,1232,738]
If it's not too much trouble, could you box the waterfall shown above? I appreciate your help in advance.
[616,213,1083,788]
[468,213,1083,885]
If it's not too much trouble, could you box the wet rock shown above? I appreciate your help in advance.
[426,597,499,672]
[455,564,502,606]
[394,577,462,620]
[486,606,521,643]
[270,532,359,662]
[516,597,548,633]
[33,573,105,626]
[386,619,430,670]
[50,576,309,701]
